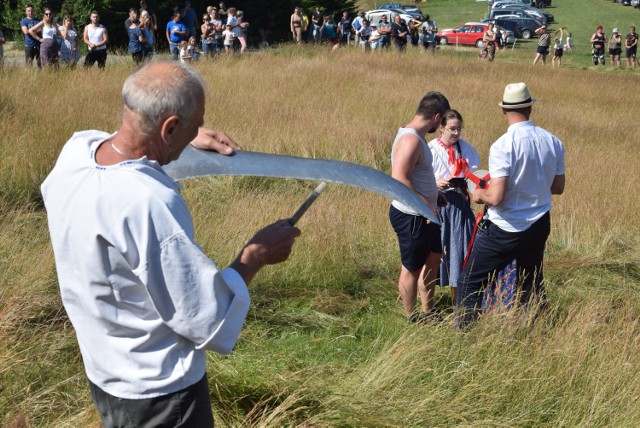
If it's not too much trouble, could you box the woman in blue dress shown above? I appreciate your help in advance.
[428,110,480,306]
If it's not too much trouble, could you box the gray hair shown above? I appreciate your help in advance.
[122,62,205,133]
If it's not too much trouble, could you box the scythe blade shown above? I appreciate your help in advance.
[163,146,439,224]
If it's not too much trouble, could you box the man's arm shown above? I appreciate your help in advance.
[472,176,507,206]
[391,135,438,216]
[99,28,109,47]
[551,174,565,195]
[230,221,301,285]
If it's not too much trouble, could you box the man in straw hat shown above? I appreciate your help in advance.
[455,82,565,328]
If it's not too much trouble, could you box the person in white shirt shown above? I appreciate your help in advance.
[428,110,479,305]
[456,82,565,328]
[83,10,108,68]
[41,62,300,427]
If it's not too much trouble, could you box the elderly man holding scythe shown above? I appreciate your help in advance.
[42,61,437,427]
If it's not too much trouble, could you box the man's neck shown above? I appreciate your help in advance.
[405,115,436,138]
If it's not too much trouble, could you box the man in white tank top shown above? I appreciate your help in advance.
[389,91,450,322]
[83,10,109,68]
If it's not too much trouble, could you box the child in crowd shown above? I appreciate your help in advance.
[179,40,192,63]
[188,35,200,61]
[223,23,234,53]
[236,10,249,54]
[564,32,573,52]
[552,36,563,67]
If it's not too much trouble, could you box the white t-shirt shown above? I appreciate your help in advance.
[391,127,438,216]
[488,120,565,232]
[428,138,480,180]
[41,131,250,399]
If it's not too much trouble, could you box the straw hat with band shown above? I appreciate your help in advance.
[498,82,536,110]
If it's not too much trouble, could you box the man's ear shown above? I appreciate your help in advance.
[160,115,181,145]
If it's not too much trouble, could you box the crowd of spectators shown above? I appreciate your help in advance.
[3,2,639,71]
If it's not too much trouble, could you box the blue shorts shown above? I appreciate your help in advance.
[389,205,442,271]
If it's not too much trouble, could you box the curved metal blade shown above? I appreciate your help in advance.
[163,146,439,224]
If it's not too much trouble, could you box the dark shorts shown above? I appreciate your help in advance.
[536,45,549,55]
[609,47,622,56]
[84,49,107,68]
[389,205,442,271]
[89,374,214,427]
[554,48,563,57]
[626,46,637,58]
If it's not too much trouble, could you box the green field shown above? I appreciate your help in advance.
[2,1,640,427]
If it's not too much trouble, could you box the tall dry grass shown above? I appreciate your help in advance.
[1,47,639,426]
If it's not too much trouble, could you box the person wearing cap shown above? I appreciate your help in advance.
[533,25,550,65]
[180,0,198,38]
[368,21,381,51]
[609,28,622,67]
[455,82,565,328]
[590,25,607,66]
[625,25,638,69]
[389,92,451,323]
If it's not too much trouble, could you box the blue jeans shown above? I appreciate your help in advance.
[312,23,322,41]
[169,42,179,61]
[456,211,550,328]
[202,41,216,57]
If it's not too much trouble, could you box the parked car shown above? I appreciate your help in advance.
[489,7,547,25]
[378,3,421,13]
[491,0,551,8]
[492,3,554,23]
[365,9,417,27]
[437,22,514,48]
[484,16,543,39]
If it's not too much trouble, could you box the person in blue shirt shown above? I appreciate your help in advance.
[181,0,198,38]
[166,11,186,60]
[20,4,41,67]
[338,11,351,46]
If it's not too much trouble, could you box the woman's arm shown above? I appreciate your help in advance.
[28,21,45,42]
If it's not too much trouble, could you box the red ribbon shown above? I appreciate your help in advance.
[438,138,469,177]
[461,172,491,270]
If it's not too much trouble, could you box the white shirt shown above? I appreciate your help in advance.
[428,138,480,180]
[87,24,107,50]
[488,120,565,232]
[391,127,438,216]
[41,131,250,399]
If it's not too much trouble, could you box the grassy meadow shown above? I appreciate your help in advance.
[2,1,640,426]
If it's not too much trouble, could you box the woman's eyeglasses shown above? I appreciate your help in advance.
[445,127,463,134]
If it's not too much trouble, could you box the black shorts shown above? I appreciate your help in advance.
[626,46,637,58]
[609,47,622,56]
[536,45,549,55]
[389,205,442,271]
[554,48,563,57]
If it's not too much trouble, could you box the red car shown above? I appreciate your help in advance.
[437,22,490,48]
